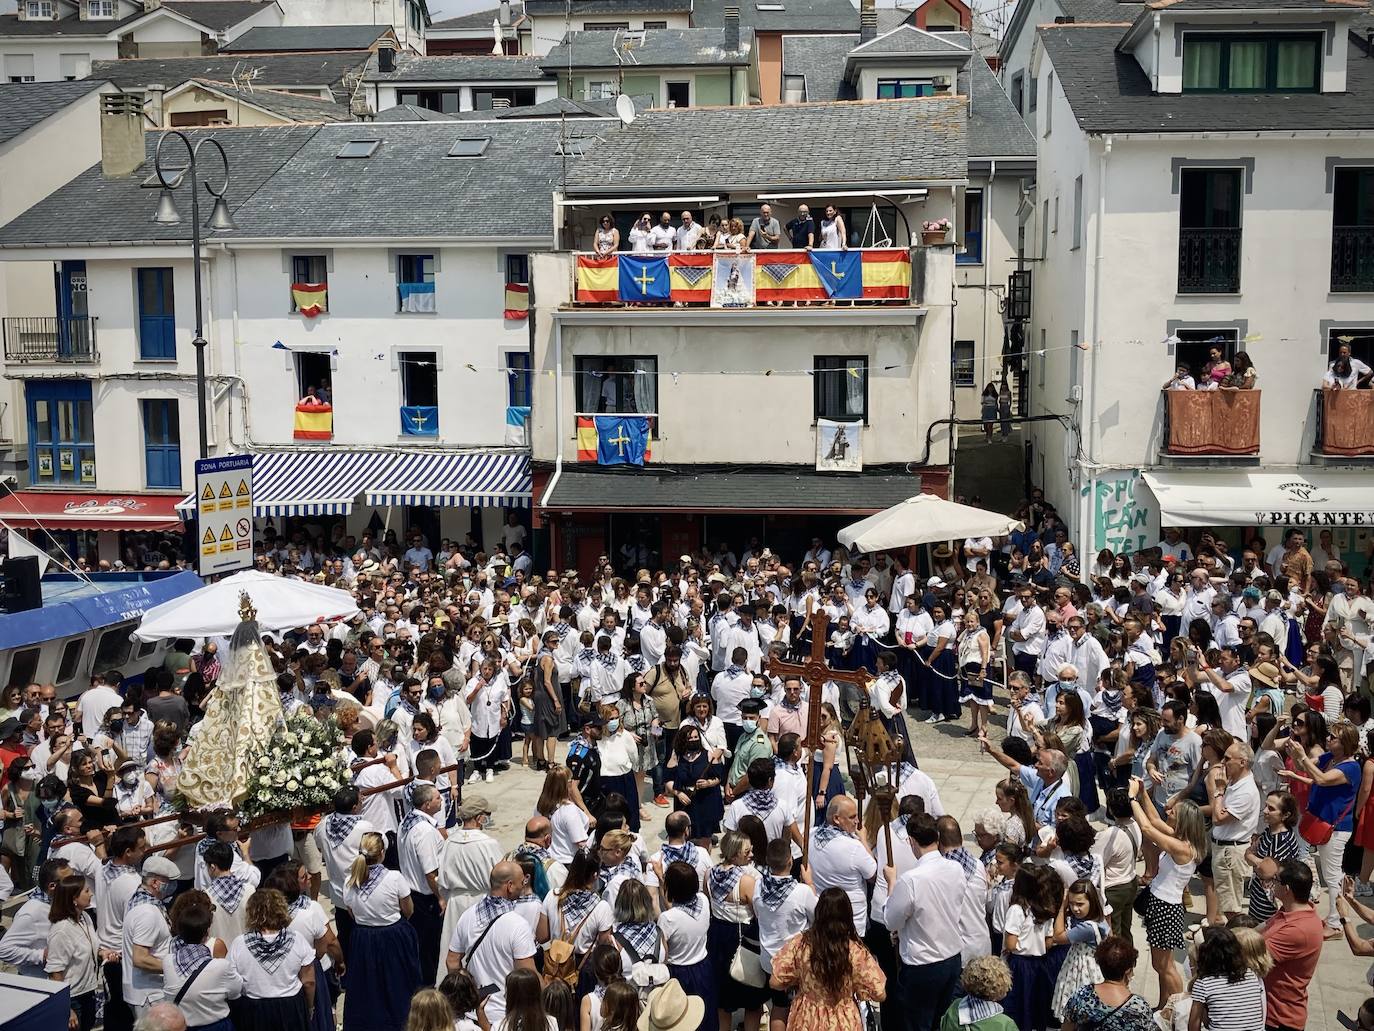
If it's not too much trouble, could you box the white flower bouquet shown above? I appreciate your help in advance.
[241,710,349,820]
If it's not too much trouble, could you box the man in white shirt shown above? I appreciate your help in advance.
[1181,568,1217,627]
[1037,613,1072,689]
[1008,589,1046,677]
[445,862,537,1027]
[52,808,103,894]
[98,827,146,1031]
[962,536,992,574]
[649,211,676,251]
[640,603,669,668]
[723,758,797,843]
[1206,739,1262,920]
[79,674,125,739]
[649,812,712,889]
[895,762,945,818]
[122,856,179,1019]
[1067,614,1109,691]
[1157,528,1192,563]
[936,816,990,966]
[314,787,374,957]
[1209,595,1242,648]
[888,554,916,616]
[351,729,403,845]
[711,647,754,750]
[726,609,764,673]
[808,795,877,935]
[1325,343,1373,389]
[400,783,449,984]
[1196,645,1252,741]
[880,812,966,1031]
[0,858,70,977]
[675,210,702,251]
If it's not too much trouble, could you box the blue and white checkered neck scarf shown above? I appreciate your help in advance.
[943,847,977,879]
[1064,851,1095,881]
[127,887,166,917]
[474,893,516,928]
[979,845,997,868]
[577,647,595,663]
[956,999,1003,1025]
[325,813,362,847]
[516,843,553,865]
[660,842,698,868]
[559,889,597,925]
[206,873,249,912]
[244,929,297,974]
[756,872,795,912]
[879,671,901,684]
[602,856,641,889]
[813,823,847,846]
[627,655,647,673]
[288,893,312,915]
[596,651,619,670]
[103,860,135,884]
[399,807,429,841]
[616,920,658,959]
[355,863,387,900]
[172,938,211,976]
[553,621,571,640]
[31,886,50,905]
[708,864,744,904]
[675,893,703,918]
[725,664,745,678]
[196,838,214,859]
[741,789,777,819]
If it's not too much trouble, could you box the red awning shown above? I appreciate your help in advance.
[0,491,184,531]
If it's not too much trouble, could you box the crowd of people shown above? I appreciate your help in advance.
[1162,340,1374,391]
[593,205,850,256]
[5,505,1374,1031]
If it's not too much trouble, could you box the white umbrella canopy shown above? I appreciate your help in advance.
[838,494,1024,553]
[132,569,360,642]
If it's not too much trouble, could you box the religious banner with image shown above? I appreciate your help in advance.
[711,253,755,308]
[816,418,862,473]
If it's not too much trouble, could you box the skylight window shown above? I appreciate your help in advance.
[447,137,490,158]
[556,135,594,156]
[337,139,380,159]
[755,3,784,10]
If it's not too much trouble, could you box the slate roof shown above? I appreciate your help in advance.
[90,52,371,92]
[366,53,547,81]
[221,24,393,51]
[179,79,352,120]
[161,1,273,30]
[692,0,857,32]
[431,7,504,28]
[0,80,103,146]
[374,102,459,120]
[541,27,753,69]
[0,120,575,248]
[522,0,692,14]
[1040,22,1374,133]
[781,33,857,100]
[562,95,965,192]
[937,32,1035,159]
[1054,0,1141,21]
[876,7,916,32]
[1144,0,1361,8]
[0,10,141,36]
[848,23,971,57]
[543,466,924,510]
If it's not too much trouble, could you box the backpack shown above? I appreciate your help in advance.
[543,902,596,987]
[614,929,670,1004]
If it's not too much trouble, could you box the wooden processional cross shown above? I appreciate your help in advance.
[769,611,874,864]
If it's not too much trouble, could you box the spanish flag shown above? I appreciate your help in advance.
[575,255,618,302]
[504,282,528,320]
[860,249,911,299]
[669,253,712,303]
[291,282,327,317]
[293,403,333,440]
[756,252,827,302]
[577,416,651,461]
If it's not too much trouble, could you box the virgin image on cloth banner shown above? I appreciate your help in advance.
[808,250,863,299]
[712,253,755,307]
[618,255,670,302]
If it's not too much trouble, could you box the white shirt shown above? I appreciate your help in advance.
[449,906,537,1028]
[946,852,991,964]
[648,224,675,251]
[1213,773,1262,842]
[95,863,141,950]
[55,841,101,895]
[754,880,816,972]
[400,809,445,896]
[1003,903,1051,956]
[543,891,613,954]
[723,792,794,842]
[79,685,124,738]
[0,896,52,976]
[964,537,992,573]
[711,668,753,725]
[675,222,702,251]
[1326,357,1372,389]
[1206,668,1251,740]
[437,829,506,902]
[628,225,652,253]
[47,914,101,996]
[344,866,411,926]
[895,767,946,818]
[314,814,375,907]
[468,673,511,739]
[883,849,965,966]
[658,895,711,965]
[1010,605,1046,656]
[122,897,172,1004]
[229,929,314,999]
[808,829,877,935]
[162,952,242,1026]
[354,760,402,835]
[549,802,591,864]
[889,571,917,614]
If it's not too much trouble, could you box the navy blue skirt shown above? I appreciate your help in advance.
[1073,750,1099,814]
[707,916,769,1013]
[308,959,333,1031]
[851,635,879,674]
[1003,946,1067,1031]
[190,1019,234,1031]
[342,920,422,1031]
[668,957,716,1031]
[232,992,308,1031]
[929,649,959,718]
[601,771,641,831]
[914,646,934,710]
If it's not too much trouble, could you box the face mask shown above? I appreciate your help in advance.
[160,881,176,900]
[108,720,124,733]
[749,686,765,699]
[41,799,61,813]
[121,773,139,787]
[428,685,445,702]
[606,719,621,734]
[741,719,758,733]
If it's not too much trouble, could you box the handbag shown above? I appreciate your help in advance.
[728,924,767,988]
[1299,785,1359,847]
[1131,883,1153,919]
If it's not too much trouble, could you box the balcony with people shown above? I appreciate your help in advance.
[1312,340,1374,459]
[1159,345,1260,458]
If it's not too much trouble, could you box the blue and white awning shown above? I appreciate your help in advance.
[177,450,530,517]
[365,451,531,508]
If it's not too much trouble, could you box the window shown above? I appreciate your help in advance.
[397,253,435,312]
[783,74,805,102]
[86,0,114,17]
[643,20,668,29]
[23,2,50,18]
[1178,168,1242,293]
[1037,329,1046,387]
[1069,330,1081,390]
[505,253,529,285]
[170,110,229,127]
[290,254,327,311]
[584,21,630,29]
[959,189,983,265]
[506,351,532,407]
[6,648,39,689]
[1010,72,1023,114]
[1071,175,1083,250]
[294,351,333,400]
[575,356,658,417]
[1044,72,1053,135]
[1172,328,1239,382]
[136,267,175,359]
[1182,33,1320,93]
[447,138,490,158]
[1040,199,1048,260]
[1052,194,1059,234]
[408,0,421,32]
[813,356,868,422]
[953,341,975,387]
[586,80,618,100]
[877,78,932,99]
[399,89,461,113]
[59,53,89,80]
[401,351,438,407]
[142,399,180,489]
[92,626,133,675]
[6,54,34,82]
[1331,167,1374,292]
[472,87,536,109]
[840,206,894,248]
[1028,74,1037,112]
[665,81,690,107]
[56,638,84,684]
[26,380,94,486]
[1327,327,1374,369]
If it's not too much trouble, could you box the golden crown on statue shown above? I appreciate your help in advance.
[238,591,257,622]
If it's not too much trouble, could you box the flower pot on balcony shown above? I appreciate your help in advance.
[921,229,948,246]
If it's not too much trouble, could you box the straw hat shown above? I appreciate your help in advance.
[638,981,705,1031]
[1250,661,1280,689]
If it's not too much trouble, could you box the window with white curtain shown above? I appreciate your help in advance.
[574,356,659,415]
[814,356,868,422]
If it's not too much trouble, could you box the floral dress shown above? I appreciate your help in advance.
[770,935,885,1031]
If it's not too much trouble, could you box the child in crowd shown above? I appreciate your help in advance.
[1001,864,1066,1031]
[1049,879,1110,1021]
[1245,790,1300,922]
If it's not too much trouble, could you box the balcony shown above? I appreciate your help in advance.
[1161,389,1260,457]
[1314,388,1374,457]
[571,248,914,307]
[1177,227,1241,294]
[3,317,98,363]
[1331,226,1374,293]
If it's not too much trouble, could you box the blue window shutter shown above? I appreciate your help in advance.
[137,268,176,359]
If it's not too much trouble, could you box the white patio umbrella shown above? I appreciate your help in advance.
[837,494,1024,553]
[132,569,360,642]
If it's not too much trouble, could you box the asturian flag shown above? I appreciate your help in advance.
[618,255,670,302]
[595,416,649,467]
[577,417,652,463]
[809,250,863,299]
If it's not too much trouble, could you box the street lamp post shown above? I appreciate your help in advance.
[151,132,234,460]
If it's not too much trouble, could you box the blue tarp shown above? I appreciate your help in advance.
[0,570,202,651]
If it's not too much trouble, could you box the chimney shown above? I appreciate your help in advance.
[723,4,739,50]
[499,0,511,27]
[859,0,877,43]
[146,82,165,127]
[100,92,146,178]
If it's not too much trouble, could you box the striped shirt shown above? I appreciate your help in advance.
[1190,972,1267,1030]
[1247,828,1300,923]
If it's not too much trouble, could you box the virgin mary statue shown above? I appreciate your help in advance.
[178,592,285,808]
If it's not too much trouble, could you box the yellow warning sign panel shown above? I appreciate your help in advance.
[195,455,254,576]
[202,527,215,545]
[235,479,251,508]
[200,483,217,511]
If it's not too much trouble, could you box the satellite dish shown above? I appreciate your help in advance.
[615,94,637,125]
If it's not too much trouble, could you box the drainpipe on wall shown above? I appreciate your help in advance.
[1079,133,1112,569]
[1152,13,1161,93]
[983,158,995,388]
[539,316,564,512]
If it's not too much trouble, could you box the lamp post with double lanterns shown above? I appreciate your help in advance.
[150,131,234,460]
